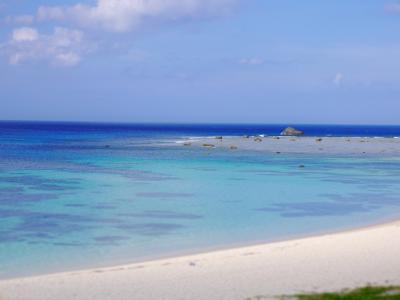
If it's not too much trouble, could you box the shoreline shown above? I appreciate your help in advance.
[2,218,400,299]
[2,212,400,281]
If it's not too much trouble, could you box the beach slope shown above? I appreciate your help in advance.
[1,221,400,300]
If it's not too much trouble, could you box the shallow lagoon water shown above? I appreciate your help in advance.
[1,122,400,278]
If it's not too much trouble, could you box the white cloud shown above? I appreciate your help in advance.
[1,0,238,66]
[385,3,400,14]
[333,72,344,86]
[37,0,238,32]
[1,27,90,66]
[4,15,34,25]
[55,52,81,66]
[239,57,264,65]
[12,27,39,42]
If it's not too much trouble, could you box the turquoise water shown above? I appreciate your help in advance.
[1,122,400,278]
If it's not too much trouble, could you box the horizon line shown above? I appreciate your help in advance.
[0,119,400,127]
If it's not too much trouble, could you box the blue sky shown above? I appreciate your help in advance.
[0,0,399,124]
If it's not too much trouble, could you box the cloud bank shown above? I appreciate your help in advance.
[1,0,239,66]
[1,27,90,66]
[37,0,238,32]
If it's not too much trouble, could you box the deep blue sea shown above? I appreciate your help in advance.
[1,122,400,278]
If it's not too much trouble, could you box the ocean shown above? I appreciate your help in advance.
[1,121,400,278]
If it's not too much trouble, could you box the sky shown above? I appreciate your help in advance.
[0,0,400,124]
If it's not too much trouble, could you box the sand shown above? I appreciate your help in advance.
[179,136,400,155]
[1,220,400,300]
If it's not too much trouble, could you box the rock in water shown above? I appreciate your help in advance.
[203,144,215,148]
[280,127,304,136]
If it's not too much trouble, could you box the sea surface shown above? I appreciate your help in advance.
[1,122,400,278]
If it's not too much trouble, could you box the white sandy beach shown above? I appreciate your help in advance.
[1,220,400,300]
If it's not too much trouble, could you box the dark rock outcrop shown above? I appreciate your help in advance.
[280,127,304,136]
